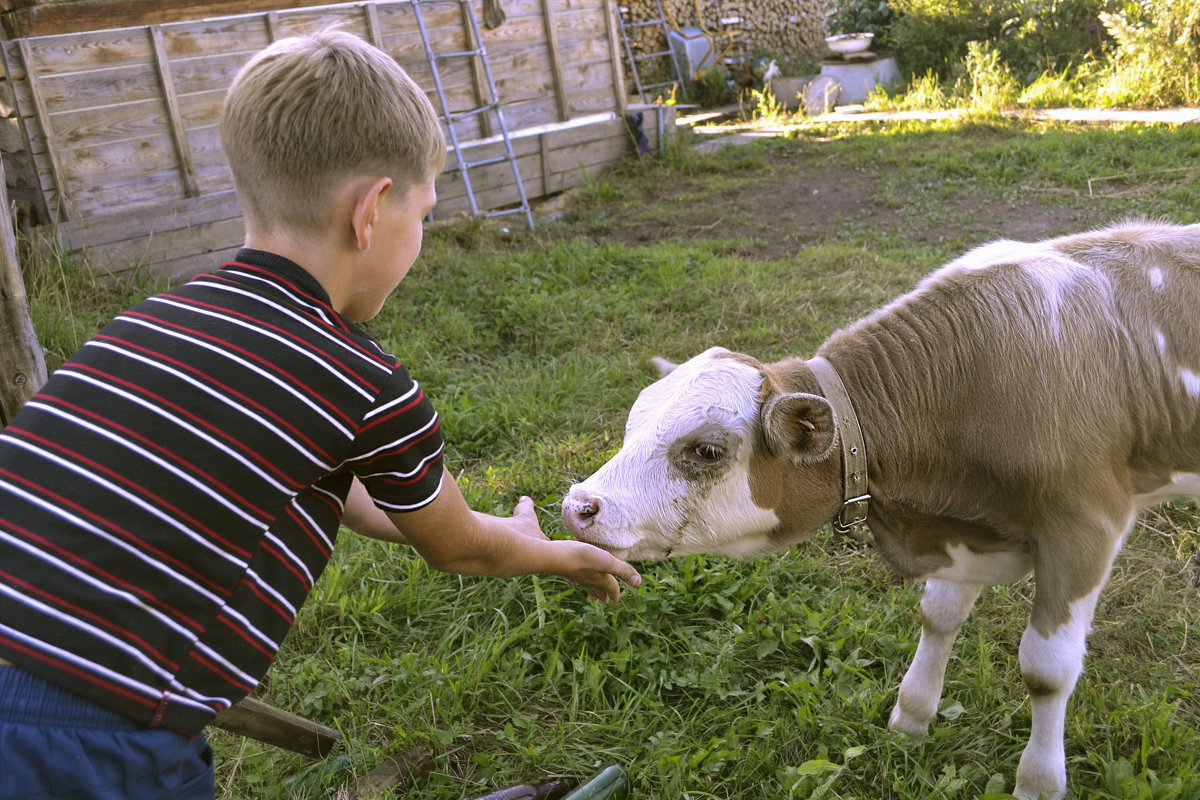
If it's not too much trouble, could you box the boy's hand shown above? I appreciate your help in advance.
[388,468,640,602]
[553,538,641,604]
[505,496,640,603]
[506,496,551,541]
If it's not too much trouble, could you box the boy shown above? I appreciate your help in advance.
[0,29,640,799]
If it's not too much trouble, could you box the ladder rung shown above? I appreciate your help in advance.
[482,206,528,220]
[634,50,673,60]
[461,154,511,169]
[447,104,498,123]
[433,48,485,59]
[625,18,666,28]
[640,81,677,90]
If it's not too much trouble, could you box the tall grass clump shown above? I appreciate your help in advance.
[19,240,166,372]
[963,41,1020,115]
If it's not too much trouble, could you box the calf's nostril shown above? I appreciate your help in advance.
[562,495,601,534]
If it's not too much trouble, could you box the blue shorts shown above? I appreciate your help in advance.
[0,665,214,800]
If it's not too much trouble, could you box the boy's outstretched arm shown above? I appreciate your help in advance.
[361,467,639,603]
[343,477,411,544]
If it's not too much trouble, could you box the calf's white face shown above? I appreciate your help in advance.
[562,347,841,560]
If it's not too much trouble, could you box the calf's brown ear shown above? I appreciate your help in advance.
[761,393,837,462]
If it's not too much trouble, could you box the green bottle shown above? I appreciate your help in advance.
[558,765,631,800]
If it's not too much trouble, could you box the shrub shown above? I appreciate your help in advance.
[874,0,1113,84]
[1086,0,1200,107]
[825,0,897,48]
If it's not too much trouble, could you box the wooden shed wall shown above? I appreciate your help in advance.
[2,0,626,224]
[0,0,676,282]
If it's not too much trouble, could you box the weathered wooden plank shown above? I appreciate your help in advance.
[82,215,245,276]
[600,0,627,113]
[364,2,384,47]
[49,107,665,282]
[61,154,235,218]
[155,14,273,58]
[459,0,494,139]
[45,189,242,251]
[17,39,68,222]
[539,0,569,121]
[149,25,199,197]
[145,245,244,284]
[169,50,256,95]
[16,26,155,76]
[15,63,161,112]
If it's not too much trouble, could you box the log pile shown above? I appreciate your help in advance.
[619,0,827,78]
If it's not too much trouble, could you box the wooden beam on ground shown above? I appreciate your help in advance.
[0,159,48,425]
[338,748,432,799]
[211,696,342,759]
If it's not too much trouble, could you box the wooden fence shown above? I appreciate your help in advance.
[1,0,674,281]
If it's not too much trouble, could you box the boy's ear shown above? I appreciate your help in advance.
[351,177,393,251]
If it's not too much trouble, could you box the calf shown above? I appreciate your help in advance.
[562,220,1200,800]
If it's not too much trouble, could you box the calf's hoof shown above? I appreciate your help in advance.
[886,704,931,737]
[1014,755,1066,800]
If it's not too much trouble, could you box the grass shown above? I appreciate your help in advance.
[24,119,1200,799]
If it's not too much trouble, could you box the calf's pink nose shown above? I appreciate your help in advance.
[562,494,600,536]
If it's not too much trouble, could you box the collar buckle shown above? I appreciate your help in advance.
[833,494,871,533]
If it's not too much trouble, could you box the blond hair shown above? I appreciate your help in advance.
[220,28,446,234]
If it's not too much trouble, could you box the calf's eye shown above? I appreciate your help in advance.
[693,443,725,461]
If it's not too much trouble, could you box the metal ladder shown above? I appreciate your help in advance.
[617,0,686,105]
[411,0,534,230]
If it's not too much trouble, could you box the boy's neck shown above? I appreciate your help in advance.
[243,228,355,316]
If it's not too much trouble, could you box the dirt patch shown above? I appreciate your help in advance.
[557,135,1102,261]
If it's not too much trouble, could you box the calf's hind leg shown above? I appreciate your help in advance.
[888,578,982,736]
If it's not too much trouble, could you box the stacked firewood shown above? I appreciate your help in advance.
[618,0,828,75]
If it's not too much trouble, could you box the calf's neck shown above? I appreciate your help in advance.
[562,220,1200,800]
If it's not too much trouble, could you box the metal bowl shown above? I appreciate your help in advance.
[825,33,874,55]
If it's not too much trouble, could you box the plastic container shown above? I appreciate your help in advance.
[559,765,631,800]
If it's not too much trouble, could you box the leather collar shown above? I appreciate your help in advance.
[809,356,870,533]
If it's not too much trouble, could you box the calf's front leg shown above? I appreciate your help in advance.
[888,578,982,735]
[1013,580,1105,800]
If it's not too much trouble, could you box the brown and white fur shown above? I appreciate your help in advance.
[562,220,1200,800]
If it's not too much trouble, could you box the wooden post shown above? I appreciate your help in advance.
[0,159,48,426]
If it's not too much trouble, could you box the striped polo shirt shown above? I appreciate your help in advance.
[0,249,444,735]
